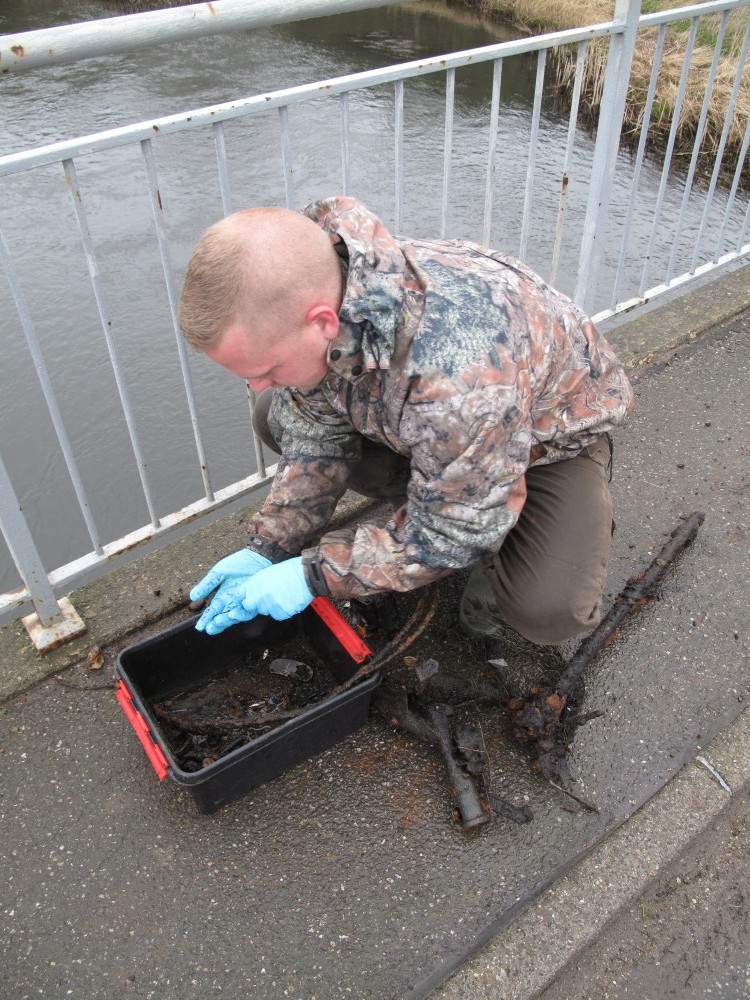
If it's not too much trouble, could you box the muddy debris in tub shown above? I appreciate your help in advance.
[152,637,340,772]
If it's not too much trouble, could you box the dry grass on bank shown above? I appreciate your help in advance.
[463,0,750,170]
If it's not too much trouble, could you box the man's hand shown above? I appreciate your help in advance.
[190,549,272,633]
[196,557,314,636]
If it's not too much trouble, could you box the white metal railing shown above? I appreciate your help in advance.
[0,0,402,73]
[1,0,749,646]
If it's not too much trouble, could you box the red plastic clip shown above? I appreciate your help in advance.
[311,596,372,664]
[115,680,169,781]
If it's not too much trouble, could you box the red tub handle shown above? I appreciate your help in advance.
[311,596,372,664]
[116,680,169,781]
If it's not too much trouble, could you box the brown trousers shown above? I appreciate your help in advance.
[253,390,613,645]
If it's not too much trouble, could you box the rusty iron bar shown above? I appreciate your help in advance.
[375,679,535,829]
[372,682,492,830]
[557,509,706,698]
[424,703,492,830]
[507,510,706,786]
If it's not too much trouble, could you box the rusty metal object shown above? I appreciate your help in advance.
[507,510,706,788]
[372,682,492,831]
[383,513,705,812]
[424,703,491,830]
[486,792,534,825]
[87,646,105,670]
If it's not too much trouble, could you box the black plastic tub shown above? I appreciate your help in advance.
[115,597,379,814]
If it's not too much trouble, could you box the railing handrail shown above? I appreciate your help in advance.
[0,0,403,74]
[3,0,746,176]
[0,22,622,176]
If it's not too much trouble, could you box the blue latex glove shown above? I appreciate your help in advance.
[190,548,271,633]
[199,557,313,636]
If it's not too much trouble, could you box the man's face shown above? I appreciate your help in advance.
[205,321,331,393]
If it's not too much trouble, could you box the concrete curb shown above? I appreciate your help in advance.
[602,263,750,370]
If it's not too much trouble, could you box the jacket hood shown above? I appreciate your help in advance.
[303,197,411,372]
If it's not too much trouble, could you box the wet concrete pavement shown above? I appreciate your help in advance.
[1,271,749,999]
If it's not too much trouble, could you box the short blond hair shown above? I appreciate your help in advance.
[179,208,342,351]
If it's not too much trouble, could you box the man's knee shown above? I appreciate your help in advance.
[473,442,614,645]
[461,563,604,646]
[500,593,602,645]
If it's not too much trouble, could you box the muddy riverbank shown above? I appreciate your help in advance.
[454,0,750,179]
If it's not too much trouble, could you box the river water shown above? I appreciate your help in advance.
[0,0,746,594]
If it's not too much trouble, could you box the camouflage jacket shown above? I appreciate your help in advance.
[246,197,634,600]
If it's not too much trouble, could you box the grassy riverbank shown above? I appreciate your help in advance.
[456,0,750,174]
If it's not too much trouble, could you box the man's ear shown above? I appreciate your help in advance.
[306,304,340,342]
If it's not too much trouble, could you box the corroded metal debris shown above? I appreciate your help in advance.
[506,510,706,789]
[152,643,339,770]
[372,679,497,831]
[374,511,705,829]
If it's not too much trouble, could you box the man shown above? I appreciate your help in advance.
[179,196,633,645]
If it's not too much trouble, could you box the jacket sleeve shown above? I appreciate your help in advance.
[300,376,533,599]
[245,388,363,562]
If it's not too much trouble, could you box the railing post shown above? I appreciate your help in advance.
[574,0,641,314]
[0,454,86,651]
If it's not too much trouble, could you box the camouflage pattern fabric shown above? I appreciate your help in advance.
[246,197,634,600]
